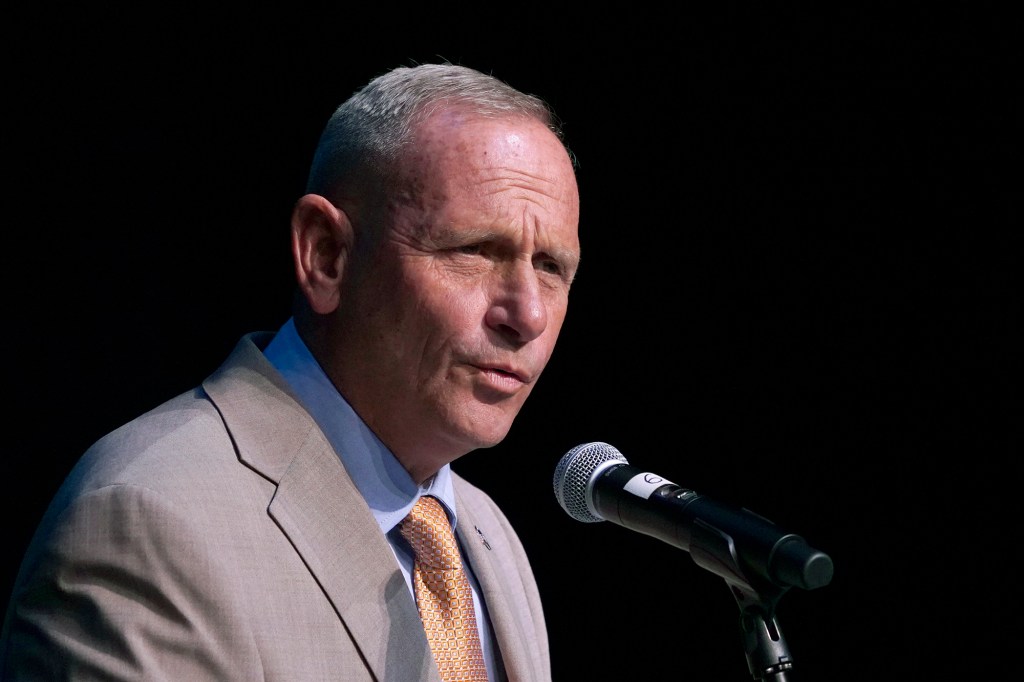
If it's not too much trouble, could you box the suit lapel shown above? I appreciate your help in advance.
[202,334,439,681]
[269,437,437,680]
[456,496,538,682]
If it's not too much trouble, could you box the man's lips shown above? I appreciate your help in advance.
[472,363,530,384]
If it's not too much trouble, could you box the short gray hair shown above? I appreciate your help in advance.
[305,62,573,198]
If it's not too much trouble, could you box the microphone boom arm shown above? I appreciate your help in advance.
[596,466,810,681]
[689,510,796,680]
[556,443,834,681]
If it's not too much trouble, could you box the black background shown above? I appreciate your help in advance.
[4,6,1016,680]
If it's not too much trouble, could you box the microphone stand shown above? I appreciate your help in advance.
[689,520,798,680]
[731,582,793,681]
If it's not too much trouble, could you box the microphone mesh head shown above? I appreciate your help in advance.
[553,442,627,523]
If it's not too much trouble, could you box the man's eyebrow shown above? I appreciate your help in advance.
[433,226,499,244]
[544,246,581,274]
[432,226,580,270]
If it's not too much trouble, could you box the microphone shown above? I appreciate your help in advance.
[553,442,833,592]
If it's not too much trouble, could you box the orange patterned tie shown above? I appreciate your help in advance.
[400,495,488,681]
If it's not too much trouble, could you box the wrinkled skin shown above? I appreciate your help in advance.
[292,110,581,483]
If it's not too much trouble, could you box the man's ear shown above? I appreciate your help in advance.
[291,194,354,314]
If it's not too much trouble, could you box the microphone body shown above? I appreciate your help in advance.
[554,442,833,592]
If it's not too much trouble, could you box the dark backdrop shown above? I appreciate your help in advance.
[4,6,1015,680]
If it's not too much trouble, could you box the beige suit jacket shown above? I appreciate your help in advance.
[0,333,551,681]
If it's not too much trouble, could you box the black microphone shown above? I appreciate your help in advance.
[553,441,833,592]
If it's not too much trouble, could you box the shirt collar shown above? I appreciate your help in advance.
[262,318,458,532]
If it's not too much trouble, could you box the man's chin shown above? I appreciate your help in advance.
[457,415,516,451]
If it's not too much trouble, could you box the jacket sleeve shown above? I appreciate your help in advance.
[1,483,263,681]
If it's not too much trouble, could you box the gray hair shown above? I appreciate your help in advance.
[305,62,574,198]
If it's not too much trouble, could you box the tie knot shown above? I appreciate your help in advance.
[400,496,460,570]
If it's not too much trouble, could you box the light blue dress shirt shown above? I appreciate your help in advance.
[263,318,503,679]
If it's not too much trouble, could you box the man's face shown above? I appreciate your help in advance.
[335,111,580,478]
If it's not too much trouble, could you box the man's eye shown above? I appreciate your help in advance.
[454,244,484,255]
[537,259,563,276]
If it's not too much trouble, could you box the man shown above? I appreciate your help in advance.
[1,62,580,681]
